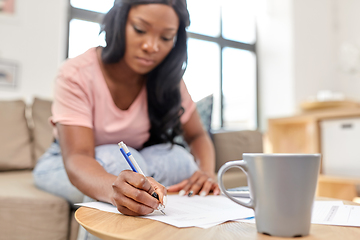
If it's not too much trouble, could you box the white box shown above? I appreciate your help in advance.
[320,117,360,177]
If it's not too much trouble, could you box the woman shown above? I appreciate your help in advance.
[33,0,220,218]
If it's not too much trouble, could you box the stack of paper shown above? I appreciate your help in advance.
[76,196,360,228]
[311,201,360,227]
[76,195,254,228]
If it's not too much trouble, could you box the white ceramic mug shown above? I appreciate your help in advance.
[217,153,321,238]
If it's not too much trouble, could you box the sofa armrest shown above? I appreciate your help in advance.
[212,130,263,173]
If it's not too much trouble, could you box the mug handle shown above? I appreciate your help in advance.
[217,160,255,209]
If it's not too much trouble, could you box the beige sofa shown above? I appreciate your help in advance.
[0,97,263,240]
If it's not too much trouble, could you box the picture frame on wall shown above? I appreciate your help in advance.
[0,0,15,14]
[0,60,18,89]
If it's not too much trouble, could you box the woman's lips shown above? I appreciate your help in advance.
[136,57,155,67]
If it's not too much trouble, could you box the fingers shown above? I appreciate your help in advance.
[147,177,167,206]
[178,171,219,197]
[167,179,188,192]
[113,185,155,215]
[178,171,201,195]
[188,174,208,196]
[199,178,213,196]
[212,182,221,195]
[116,206,144,216]
[112,170,161,215]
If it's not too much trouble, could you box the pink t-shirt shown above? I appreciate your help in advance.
[51,48,196,149]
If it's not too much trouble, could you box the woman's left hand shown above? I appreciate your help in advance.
[167,170,220,196]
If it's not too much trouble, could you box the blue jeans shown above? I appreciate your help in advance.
[33,142,198,240]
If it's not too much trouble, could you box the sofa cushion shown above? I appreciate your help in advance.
[0,100,33,170]
[31,97,54,163]
[212,130,263,172]
[174,95,214,149]
[196,94,213,133]
[0,171,69,240]
[221,170,248,189]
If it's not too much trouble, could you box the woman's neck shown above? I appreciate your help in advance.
[97,47,145,87]
[96,47,146,110]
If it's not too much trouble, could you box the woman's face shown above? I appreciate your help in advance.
[124,4,180,74]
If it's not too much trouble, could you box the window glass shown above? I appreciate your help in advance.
[70,0,114,13]
[68,19,106,58]
[67,0,258,130]
[187,0,221,37]
[221,0,256,44]
[222,47,256,130]
[183,38,221,129]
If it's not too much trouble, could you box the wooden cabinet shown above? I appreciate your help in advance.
[267,107,360,201]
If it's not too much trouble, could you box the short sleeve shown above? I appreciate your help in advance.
[51,65,93,128]
[180,80,196,124]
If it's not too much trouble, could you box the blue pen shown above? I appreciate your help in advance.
[118,141,165,215]
[118,141,145,175]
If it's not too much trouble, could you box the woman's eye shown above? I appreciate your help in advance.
[162,36,173,41]
[133,26,145,34]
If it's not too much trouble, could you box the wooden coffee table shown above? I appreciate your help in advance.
[75,198,360,240]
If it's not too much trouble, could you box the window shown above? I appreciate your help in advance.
[68,19,106,58]
[67,0,257,130]
[184,0,257,130]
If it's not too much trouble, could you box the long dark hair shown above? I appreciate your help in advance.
[100,0,190,148]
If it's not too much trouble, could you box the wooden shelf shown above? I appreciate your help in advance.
[267,107,360,201]
[317,175,360,201]
[300,100,360,111]
[268,107,360,154]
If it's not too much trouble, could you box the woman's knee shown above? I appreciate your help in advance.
[140,144,198,186]
[141,143,195,163]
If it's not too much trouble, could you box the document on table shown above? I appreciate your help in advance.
[76,198,360,228]
[311,201,360,227]
[75,195,254,228]
[236,200,360,228]
[236,201,348,224]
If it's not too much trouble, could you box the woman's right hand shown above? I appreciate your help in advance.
[111,170,167,216]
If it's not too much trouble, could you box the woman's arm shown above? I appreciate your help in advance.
[57,124,115,202]
[167,110,220,196]
[57,124,166,215]
[183,110,215,177]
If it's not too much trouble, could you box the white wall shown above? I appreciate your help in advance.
[335,0,360,100]
[257,0,296,130]
[257,0,360,131]
[292,0,336,107]
[0,0,68,103]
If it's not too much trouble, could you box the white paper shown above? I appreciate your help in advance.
[76,195,254,228]
[312,201,360,227]
[76,199,360,229]
[235,201,346,225]
[76,201,119,214]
